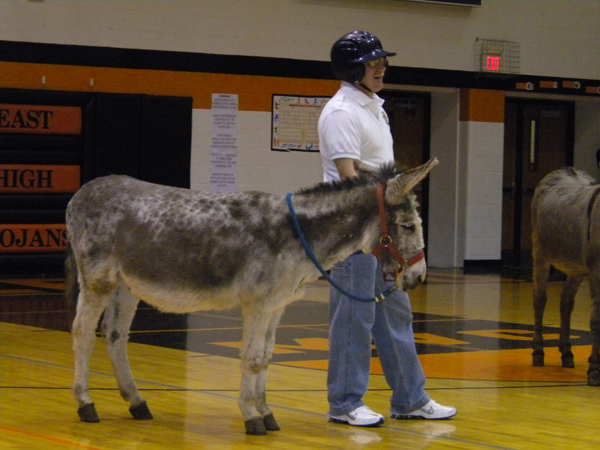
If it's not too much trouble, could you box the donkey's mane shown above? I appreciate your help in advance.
[295,162,404,195]
[543,166,599,191]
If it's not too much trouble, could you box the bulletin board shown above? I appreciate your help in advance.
[271,94,329,152]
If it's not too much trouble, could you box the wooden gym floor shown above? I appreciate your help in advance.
[1,269,598,450]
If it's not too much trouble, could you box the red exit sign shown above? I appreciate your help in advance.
[480,52,503,73]
[486,56,500,71]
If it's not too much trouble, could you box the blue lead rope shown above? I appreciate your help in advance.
[286,193,398,303]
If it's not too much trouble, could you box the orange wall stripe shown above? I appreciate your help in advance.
[0,62,340,111]
[0,164,80,193]
[0,224,67,253]
[0,104,81,135]
[459,88,505,123]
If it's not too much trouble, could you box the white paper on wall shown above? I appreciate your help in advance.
[210,94,238,193]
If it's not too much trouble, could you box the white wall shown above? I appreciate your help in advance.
[428,90,460,267]
[458,120,504,261]
[191,109,322,195]
[1,0,599,79]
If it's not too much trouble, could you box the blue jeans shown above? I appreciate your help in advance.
[327,252,430,416]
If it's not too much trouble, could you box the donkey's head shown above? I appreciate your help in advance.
[355,158,439,291]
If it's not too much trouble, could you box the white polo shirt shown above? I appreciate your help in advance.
[319,81,394,183]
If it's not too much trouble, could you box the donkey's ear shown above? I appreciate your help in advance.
[353,160,379,179]
[386,158,439,204]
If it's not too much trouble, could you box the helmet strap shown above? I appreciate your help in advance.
[357,82,373,93]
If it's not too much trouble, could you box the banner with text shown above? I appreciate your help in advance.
[0,164,80,193]
[0,104,82,135]
[0,224,67,253]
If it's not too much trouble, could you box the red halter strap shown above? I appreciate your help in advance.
[371,183,425,276]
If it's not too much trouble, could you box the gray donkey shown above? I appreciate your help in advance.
[531,166,600,386]
[65,158,437,435]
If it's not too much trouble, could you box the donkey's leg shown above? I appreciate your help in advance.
[101,286,152,420]
[587,275,600,386]
[532,260,551,367]
[558,276,581,368]
[238,303,279,435]
[72,287,112,423]
[254,307,285,432]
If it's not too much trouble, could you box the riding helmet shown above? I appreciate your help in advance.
[330,31,397,84]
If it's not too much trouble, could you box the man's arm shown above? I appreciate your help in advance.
[334,158,358,180]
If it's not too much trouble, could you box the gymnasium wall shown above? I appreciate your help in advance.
[1,0,600,270]
[2,0,599,78]
[1,0,600,196]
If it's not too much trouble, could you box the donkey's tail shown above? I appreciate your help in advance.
[64,241,80,330]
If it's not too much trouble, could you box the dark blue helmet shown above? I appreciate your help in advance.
[331,31,396,83]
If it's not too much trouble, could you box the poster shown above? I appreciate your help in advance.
[210,94,238,193]
[272,95,329,152]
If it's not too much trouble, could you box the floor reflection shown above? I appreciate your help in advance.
[0,273,594,383]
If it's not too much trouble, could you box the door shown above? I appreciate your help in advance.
[379,91,431,240]
[502,99,574,267]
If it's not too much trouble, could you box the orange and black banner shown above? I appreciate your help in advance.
[0,164,80,194]
[0,104,82,135]
[0,224,67,253]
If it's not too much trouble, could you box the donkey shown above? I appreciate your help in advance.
[531,166,600,386]
[66,158,437,435]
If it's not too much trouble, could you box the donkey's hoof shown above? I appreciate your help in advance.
[532,355,544,367]
[561,357,575,369]
[263,413,280,431]
[78,403,100,423]
[130,402,154,420]
[587,370,600,386]
[245,418,267,436]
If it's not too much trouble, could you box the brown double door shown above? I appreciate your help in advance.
[380,91,431,238]
[502,98,574,268]
[378,94,573,270]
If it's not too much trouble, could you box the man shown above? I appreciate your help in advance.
[319,31,456,427]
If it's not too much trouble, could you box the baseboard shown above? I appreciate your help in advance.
[463,259,503,274]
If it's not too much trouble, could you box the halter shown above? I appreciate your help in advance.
[371,183,425,280]
[286,182,425,303]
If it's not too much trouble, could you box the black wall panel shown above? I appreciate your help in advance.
[0,88,193,276]
[140,95,192,188]
[91,93,143,180]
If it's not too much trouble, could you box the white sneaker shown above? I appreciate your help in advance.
[328,405,385,427]
[391,400,456,420]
